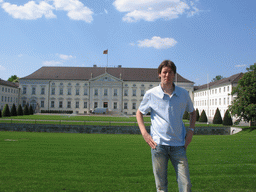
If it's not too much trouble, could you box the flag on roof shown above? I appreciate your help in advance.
[103,49,108,54]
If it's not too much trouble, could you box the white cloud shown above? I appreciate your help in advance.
[2,1,56,20]
[113,0,198,22]
[0,65,6,71]
[1,0,93,22]
[235,64,246,68]
[57,54,75,60]
[104,9,108,14]
[53,0,93,22]
[42,60,63,66]
[137,36,177,49]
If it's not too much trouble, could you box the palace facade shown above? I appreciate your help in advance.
[18,65,194,115]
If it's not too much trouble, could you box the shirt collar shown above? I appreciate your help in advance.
[158,83,180,98]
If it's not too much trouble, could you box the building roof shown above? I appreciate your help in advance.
[0,79,19,88]
[194,73,243,91]
[20,66,194,83]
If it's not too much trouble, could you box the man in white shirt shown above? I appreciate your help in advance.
[136,60,196,192]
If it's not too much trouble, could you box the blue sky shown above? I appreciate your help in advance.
[0,0,255,85]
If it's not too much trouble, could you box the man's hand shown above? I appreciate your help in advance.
[142,132,157,149]
[185,130,193,149]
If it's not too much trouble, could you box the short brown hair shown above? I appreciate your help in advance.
[158,60,176,77]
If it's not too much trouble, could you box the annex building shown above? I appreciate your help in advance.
[194,73,243,119]
[18,65,194,115]
[0,79,20,111]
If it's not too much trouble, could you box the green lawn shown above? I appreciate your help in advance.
[0,130,255,192]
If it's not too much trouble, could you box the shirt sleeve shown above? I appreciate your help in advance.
[139,92,151,115]
[186,92,195,113]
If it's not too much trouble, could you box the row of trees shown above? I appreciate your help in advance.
[0,104,34,117]
[183,108,233,126]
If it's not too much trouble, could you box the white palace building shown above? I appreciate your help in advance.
[1,65,243,119]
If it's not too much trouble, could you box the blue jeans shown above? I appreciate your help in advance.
[151,145,192,192]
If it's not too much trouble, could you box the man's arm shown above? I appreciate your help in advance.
[185,110,196,149]
[136,109,157,149]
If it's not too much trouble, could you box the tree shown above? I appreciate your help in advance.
[0,109,2,118]
[24,105,30,115]
[199,110,208,123]
[195,108,200,121]
[8,75,19,83]
[29,106,34,115]
[17,104,23,116]
[211,75,224,82]
[3,104,11,117]
[229,63,256,127]
[11,104,17,116]
[213,108,222,124]
[223,110,233,126]
[183,111,188,120]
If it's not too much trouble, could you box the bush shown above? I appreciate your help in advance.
[41,110,73,114]
[183,111,188,120]
[199,110,208,122]
[3,104,11,117]
[24,105,30,115]
[223,110,233,126]
[17,104,23,116]
[29,106,34,115]
[0,109,2,118]
[11,104,17,116]
[213,108,223,124]
[196,108,200,121]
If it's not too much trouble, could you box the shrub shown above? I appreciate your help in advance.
[11,104,17,116]
[213,108,223,124]
[187,112,190,120]
[3,104,11,117]
[17,104,23,116]
[223,110,233,126]
[24,105,30,115]
[196,108,200,121]
[183,111,188,119]
[199,110,208,122]
[29,106,34,115]
[0,109,2,118]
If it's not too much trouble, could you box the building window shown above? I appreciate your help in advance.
[68,88,71,95]
[224,98,226,105]
[51,101,55,108]
[76,88,80,95]
[51,88,55,95]
[132,103,136,109]
[227,97,230,105]
[22,87,27,94]
[32,87,36,95]
[67,101,71,108]
[124,89,128,96]
[227,86,230,92]
[113,89,118,96]
[219,98,221,105]
[76,101,79,108]
[215,99,217,105]
[132,89,136,96]
[84,88,88,95]
[219,88,221,93]
[41,101,44,108]
[59,101,63,108]
[124,103,128,109]
[104,89,108,96]
[224,87,226,92]
[84,102,87,108]
[215,89,217,94]
[94,102,98,108]
[103,102,108,108]
[59,88,63,95]
[22,100,26,107]
[113,102,117,109]
[141,89,145,96]
[41,87,45,95]
[94,89,98,96]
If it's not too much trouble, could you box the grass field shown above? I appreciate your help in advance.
[0,130,255,192]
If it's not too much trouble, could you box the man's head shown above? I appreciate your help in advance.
[158,60,176,86]
[157,60,176,76]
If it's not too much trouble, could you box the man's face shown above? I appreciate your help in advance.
[159,66,175,85]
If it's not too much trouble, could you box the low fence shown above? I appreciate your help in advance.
[0,123,241,135]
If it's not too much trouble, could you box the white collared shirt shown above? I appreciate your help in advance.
[139,84,194,146]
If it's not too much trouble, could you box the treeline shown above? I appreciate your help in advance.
[183,108,233,126]
[0,104,34,117]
